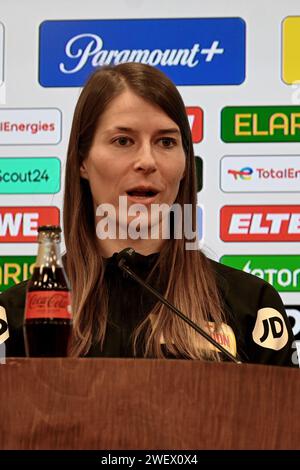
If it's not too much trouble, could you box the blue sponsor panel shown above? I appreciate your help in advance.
[197,206,203,241]
[39,18,246,87]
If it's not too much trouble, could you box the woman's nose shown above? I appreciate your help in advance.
[133,144,157,173]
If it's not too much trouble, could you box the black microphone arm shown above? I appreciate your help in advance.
[117,248,241,364]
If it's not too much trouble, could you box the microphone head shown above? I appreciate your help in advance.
[116,247,136,267]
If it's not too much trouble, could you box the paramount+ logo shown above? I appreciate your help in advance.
[39,18,245,87]
[220,205,300,242]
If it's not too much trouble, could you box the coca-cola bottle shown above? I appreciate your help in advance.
[23,225,72,357]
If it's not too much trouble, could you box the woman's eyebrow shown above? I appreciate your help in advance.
[156,128,180,135]
[103,126,180,135]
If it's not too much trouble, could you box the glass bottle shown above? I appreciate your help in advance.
[23,225,72,357]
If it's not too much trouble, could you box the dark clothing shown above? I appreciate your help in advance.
[0,252,297,366]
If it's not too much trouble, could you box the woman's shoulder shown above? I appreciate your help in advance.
[209,258,275,295]
[0,281,28,327]
[208,258,297,367]
[207,257,288,332]
[0,280,28,305]
[0,281,28,357]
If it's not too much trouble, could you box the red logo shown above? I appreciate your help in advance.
[0,207,60,242]
[25,291,72,319]
[220,205,300,241]
[186,107,203,143]
[28,293,69,309]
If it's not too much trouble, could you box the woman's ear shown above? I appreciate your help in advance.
[80,161,89,180]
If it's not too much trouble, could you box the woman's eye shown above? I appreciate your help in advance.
[159,137,177,147]
[113,136,132,146]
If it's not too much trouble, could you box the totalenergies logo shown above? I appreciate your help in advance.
[221,155,300,193]
[227,167,253,180]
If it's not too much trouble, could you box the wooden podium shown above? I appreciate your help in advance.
[0,358,299,450]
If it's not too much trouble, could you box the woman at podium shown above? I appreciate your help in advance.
[0,63,297,367]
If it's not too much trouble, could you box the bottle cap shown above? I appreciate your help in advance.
[38,225,62,233]
[37,225,62,242]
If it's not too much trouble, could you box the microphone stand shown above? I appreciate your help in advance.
[118,257,241,364]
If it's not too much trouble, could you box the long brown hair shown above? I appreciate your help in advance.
[64,63,224,359]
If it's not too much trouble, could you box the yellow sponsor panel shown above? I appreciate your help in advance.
[283,17,300,84]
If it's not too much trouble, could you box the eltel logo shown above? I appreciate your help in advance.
[0,207,59,242]
[220,205,300,241]
[221,106,300,142]
[186,107,203,143]
[221,155,300,192]
[252,308,288,351]
[39,18,245,87]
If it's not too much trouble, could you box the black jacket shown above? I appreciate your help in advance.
[0,252,297,366]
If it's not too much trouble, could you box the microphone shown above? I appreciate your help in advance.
[117,248,241,364]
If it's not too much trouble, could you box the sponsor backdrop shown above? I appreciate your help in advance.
[0,0,300,348]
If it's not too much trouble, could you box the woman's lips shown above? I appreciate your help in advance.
[126,193,159,205]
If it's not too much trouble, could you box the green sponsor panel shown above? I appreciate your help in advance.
[220,255,300,292]
[221,106,300,142]
[0,158,60,193]
[0,256,36,292]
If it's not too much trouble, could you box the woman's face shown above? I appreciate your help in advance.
[80,88,186,229]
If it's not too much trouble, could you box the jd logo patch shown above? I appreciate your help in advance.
[252,307,288,350]
[0,306,9,344]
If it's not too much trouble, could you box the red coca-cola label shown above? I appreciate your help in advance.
[25,291,72,319]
